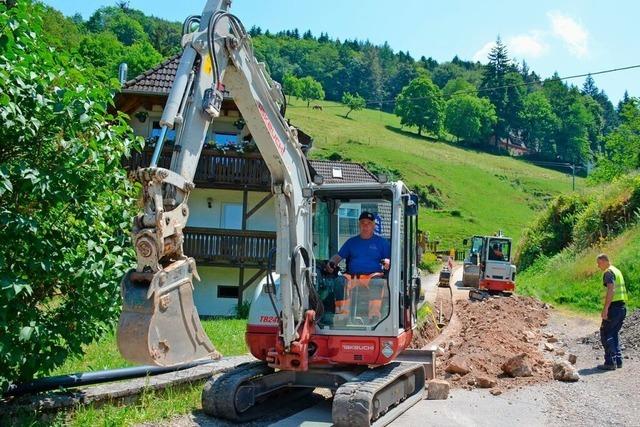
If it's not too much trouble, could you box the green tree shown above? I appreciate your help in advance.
[591,98,640,181]
[442,77,477,99]
[121,40,163,78]
[341,92,366,118]
[394,75,445,137]
[480,36,516,144]
[299,76,325,107]
[519,91,559,155]
[0,1,142,391]
[444,95,496,142]
[282,73,301,104]
[106,10,146,46]
[77,32,125,78]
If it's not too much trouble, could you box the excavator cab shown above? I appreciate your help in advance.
[313,196,393,329]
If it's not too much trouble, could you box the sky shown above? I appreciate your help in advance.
[43,0,640,103]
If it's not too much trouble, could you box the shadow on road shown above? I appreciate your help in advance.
[578,366,613,376]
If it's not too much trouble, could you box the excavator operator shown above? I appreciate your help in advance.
[489,243,504,261]
[325,212,391,324]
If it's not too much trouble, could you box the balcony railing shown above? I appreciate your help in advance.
[125,147,271,190]
[183,227,276,267]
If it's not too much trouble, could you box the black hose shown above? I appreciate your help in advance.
[3,358,214,398]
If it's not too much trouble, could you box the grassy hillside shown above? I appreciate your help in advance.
[286,98,582,248]
[517,224,640,312]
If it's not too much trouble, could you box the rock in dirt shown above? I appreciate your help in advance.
[490,388,503,396]
[445,355,471,375]
[553,359,580,382]
[523,331,536,342]
[555,348,565,356]
[568,354,578,365]
[476,376,497,389]
[502,353,533,377]
[547,336,558,343]
[427,379,450,400]
[544,342,555,351]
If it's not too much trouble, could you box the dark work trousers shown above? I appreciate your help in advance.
[599,302,627,365]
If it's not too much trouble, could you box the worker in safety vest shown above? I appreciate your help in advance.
[596,253,628,370]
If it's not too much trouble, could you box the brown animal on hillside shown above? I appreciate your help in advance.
[312,105,323,111]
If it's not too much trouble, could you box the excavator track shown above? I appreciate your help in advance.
[202,361,273,422]
[332,362,426,427]
[201,361,314,422]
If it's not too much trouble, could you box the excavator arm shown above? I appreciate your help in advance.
[118,0,315,366]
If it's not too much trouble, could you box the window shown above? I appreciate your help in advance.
[337,203,361,248]
[217,285,239,299]
[214,132,239,146]
[149,121,176,144]
[222,203,243,230]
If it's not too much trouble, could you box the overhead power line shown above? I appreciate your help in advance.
[288,63,640,109]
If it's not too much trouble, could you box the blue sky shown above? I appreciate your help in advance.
[44,0,639,103]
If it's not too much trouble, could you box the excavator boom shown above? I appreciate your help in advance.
[118,0,314,366]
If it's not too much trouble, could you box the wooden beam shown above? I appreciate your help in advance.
[245,193,273,220]
[236,268,265,307]
[237,267,245,308]
[242,190,248,230]
[239,269,266,294]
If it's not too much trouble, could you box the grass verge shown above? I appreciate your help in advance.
[517,225,640,313]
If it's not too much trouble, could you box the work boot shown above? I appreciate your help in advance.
[596,363,616,371]
[616,359,623,369]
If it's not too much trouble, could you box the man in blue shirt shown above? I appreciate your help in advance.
[326,211,391,274]
[325,212,391,323]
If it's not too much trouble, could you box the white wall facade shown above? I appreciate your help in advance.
[193,266,263,317]
[127,105,274,316]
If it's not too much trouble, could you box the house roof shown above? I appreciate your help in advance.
[121,55,181,95]
[307,160,378,184]
[119,57,378,184]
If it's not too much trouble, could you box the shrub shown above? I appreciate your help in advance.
[573,175,640,250]
[515,194,589,270]
[0,2,142,391]
[234,301,251,319]
[418,252,440,273]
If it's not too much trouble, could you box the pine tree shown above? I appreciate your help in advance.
[480,36,514,144]
[582,74,598,98]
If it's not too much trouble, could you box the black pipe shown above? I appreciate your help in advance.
[3,358,215,398]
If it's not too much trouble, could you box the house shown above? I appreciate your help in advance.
[116,56,380,316]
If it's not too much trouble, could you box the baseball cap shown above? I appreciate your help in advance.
[359,211,375,221]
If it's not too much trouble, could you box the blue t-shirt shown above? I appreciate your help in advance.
[338,234,391,274]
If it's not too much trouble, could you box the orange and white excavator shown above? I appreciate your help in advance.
[117,1,434,425]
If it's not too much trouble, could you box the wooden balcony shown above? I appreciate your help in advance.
[183,227,276,267]
[125,147,271,191]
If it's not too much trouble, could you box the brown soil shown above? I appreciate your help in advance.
[436,295,553,392]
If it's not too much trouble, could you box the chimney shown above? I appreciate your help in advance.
[118,63,128,85]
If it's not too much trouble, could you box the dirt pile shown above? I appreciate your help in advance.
[437,295,553,392]
[620,309,640,354]
[580,309,640,356]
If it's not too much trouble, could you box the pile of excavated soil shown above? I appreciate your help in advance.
[621,309,640,353]
[581,309,640,356]
[437,295,554,393]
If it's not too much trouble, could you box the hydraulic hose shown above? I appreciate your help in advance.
[3,358,214,398]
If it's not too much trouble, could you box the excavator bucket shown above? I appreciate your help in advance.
[117,259,220,366]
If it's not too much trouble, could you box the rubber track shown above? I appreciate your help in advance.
[332,362,424,427]
[202,361,273,422]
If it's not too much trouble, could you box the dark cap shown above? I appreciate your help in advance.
[359,211,375,222]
